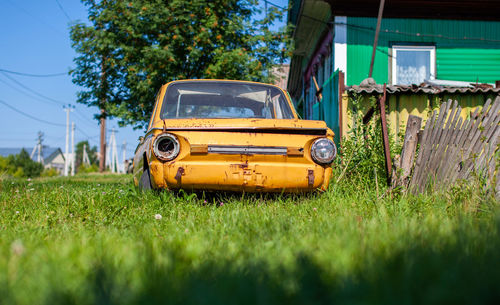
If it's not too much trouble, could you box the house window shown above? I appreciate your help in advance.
[391,45,435,85]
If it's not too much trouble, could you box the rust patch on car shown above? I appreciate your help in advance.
[175,167,185,183]
[150,163,160,175]
[307,169,314,187]
[230,161,248,169]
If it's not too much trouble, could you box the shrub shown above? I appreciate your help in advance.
[77,164,99,174]
[41,168,60,177]
[0,149,43,178]
[333,94,399,189]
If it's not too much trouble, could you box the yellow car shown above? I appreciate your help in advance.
[132,79,336,192]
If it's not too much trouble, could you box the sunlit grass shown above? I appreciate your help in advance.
[0,173,498,304]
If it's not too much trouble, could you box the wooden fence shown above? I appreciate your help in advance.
[394,97,500,194]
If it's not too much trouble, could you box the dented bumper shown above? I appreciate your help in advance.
[149,158,332,192]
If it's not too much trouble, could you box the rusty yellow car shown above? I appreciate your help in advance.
[132,79,336,192]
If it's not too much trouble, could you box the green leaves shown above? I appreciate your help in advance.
[0,149,44,178]
[70,0,292,128]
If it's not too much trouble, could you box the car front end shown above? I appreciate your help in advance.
[133,80,336,192]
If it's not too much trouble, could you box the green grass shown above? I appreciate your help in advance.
[0,172,499,304]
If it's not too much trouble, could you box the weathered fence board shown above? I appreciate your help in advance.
[391,115,421,188]
[408,97,500,194]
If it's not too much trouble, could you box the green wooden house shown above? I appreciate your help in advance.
[287,0,500,141]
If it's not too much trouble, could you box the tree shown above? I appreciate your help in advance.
[15,149,44,178]
[70,0,291,129]
[0,149,45,178]
[75,140,98,171]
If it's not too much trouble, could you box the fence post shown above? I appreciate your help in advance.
[392,115,422,188]
[378,83,392,184]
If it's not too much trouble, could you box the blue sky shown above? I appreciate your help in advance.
[0,0,288,160]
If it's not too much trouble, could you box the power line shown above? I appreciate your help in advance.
[73,109,99,126]
[0,138,36,142]
[0,68,67,78]
[54,0,72,22]
[0,72,65,106]
[0,75,63,108]
[0,72,102,130]
[262,0,287,11]
[0,99,65,127]
[0,76,53,105]
[72,109,116,134]
[4,0,65,37]
[0,73,100,131]
[298,14,500,43]
[75,125,95,139]
[0,72,113,135]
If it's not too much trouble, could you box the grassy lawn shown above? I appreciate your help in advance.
[0,172,499,304]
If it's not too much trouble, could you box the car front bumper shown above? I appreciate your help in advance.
[148,159,332,192]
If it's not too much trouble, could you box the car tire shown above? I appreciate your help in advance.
[139,167,152,190]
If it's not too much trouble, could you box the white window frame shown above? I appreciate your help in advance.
[391,45,436,85]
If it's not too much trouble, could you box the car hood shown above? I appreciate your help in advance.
[149,118,333,136]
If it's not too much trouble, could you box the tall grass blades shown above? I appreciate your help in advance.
[0,173,498,305]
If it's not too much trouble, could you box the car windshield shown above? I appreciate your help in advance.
[160,81,295,119]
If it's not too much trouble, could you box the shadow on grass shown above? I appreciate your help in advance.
[46,225,500,305]
[148,188,324,207]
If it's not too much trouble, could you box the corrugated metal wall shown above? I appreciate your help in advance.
[346,17,500,86]
[312,70,341,144]
[341,93,499,142]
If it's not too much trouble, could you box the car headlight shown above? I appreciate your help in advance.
[311,138,336,165]
[153,133,180,161]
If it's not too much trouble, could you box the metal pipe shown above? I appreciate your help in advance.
[378,84,392,184]
[368,0,386,78]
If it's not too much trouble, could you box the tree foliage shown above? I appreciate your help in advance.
[0,149,44,178]
[75,140,98,171]
[70,0,292,128]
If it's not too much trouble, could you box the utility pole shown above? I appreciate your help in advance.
[37,131,44,164]
[31,131,44,164]
[71,122,75,176]
[122,141,126,173]
[106,130,111,171]
[83,143,86,165]
[63,104,74,176]
[108,128,118,173]
[82,143,90,166]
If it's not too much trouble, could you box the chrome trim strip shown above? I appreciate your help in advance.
[207,145,287,155]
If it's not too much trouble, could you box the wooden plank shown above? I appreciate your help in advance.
[475,131,499,176]
[496,165,500,200]
[409,110,436,192]
[432,101,462,181]
[446,107,482,183]
[415,100,451,192]
[471,104,500,171]
[456,98,500,180]
[393,115,422,188]
[466,99,499,154]
[435,105,463,183]
[458,101,500,181]
[410,111,436,192]
[408,95,500,195]
[439,117,464,184]
[428,100,459,185]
